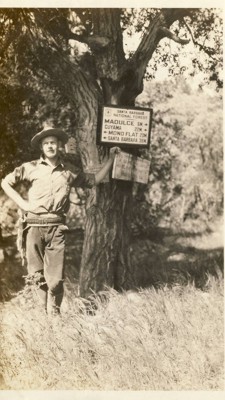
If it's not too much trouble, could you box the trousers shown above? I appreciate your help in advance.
[26,224,67,312]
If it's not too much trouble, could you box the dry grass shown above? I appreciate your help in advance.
[0,274,223,390]
[0,219,223,390]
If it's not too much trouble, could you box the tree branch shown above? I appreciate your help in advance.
[131,9,193,68]
[121,9,194,99]
[91,9,126,80]
[183,18,216,59]
[158,26,190,45]
[67,31,110,50]
[183,19,196,43]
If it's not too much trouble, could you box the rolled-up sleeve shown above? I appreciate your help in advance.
[2,164,28,187]
[71,172,96,189]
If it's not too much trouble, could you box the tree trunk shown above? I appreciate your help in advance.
[77,95,135,298]
[63,72,135,298]
[79,180,135,297]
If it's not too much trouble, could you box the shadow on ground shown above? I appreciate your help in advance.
[131,229,223,290]
[65,225,223,291]
[0,224,223,302]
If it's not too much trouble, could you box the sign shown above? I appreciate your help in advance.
[98,105,153,149]
[133,157,151,184]
[112,151,150,184]
[112,152,133,181]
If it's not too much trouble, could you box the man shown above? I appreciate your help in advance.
[1,127,120,315]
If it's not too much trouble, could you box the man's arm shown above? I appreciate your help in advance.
[1,180,31,212]
[95,147,121,185]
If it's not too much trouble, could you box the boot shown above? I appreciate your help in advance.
[34,271,48,313]
[48,291,63,315]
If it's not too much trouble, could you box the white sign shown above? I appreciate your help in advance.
[99,106,153,149]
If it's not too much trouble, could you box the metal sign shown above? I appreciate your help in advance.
[98,105,153,149]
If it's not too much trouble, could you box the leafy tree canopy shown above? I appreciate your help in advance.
[0,8,222,87]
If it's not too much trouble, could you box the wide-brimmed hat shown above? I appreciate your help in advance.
[31,127,68,150]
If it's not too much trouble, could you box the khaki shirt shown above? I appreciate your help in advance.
[2,157,95,215]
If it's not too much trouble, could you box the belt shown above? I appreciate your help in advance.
[26,216,65,225]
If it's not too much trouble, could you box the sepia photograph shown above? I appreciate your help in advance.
[0,1,223,399]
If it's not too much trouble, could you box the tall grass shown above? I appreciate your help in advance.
[0,275,223,390]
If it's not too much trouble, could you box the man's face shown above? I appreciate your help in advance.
[40,136,61,159]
